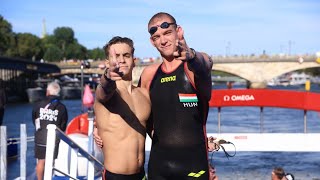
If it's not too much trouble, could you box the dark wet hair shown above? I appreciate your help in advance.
[148,12,177,28]
[273,167,285,179]
[103,36,135,58]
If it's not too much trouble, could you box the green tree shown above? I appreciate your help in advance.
[88,47,105,60]
[16,33,42,60]
[53,27,75,51]
[41,35,57,59]
[0,15,15,55]
[65,43,87,60]
[1,18,93,61]
[41,35,57,48]
[43,44,63,62]
[5,35,19,57]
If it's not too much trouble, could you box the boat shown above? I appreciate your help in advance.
[58,75,82,100]
[26,78,52,102]
[61,86,81,99]
[65,113,89,135]
[289,72,310,86]
[268,72,312,86]
[26,87,46,103]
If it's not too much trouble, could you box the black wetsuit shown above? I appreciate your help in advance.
[148,62,209,180]
[32,95,68,159]
[103,168,146,180]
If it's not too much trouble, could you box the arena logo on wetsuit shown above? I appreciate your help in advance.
[179,93,198,107]
[160,75,176,83]
[39,107,59,121]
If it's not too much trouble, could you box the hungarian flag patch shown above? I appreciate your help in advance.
[178,93,198,103]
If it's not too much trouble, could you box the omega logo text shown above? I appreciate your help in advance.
[223,95,255,101]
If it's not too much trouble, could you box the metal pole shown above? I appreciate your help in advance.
[260,107,264,133]
[70,148,79,178]
[0,126,7,180]
[44,124,57,180]
[81,64,84,113]
[87,109,95,180]
[288,40,292,56]
[304,110,307,133]
[20,124,27,180]
[218,107,221,133]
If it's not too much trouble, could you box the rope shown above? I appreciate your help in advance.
[209,140,237,167]
[7,136,34,141]
[219,142,237,159]
[6,136,35,145]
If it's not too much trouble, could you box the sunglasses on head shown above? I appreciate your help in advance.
[149,22,176,35]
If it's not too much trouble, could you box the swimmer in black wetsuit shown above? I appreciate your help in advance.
[139,12,214,180]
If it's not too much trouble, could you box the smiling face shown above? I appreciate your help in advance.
[107,43,135,80]
[148,15,182,59]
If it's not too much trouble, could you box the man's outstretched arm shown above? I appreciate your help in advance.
[187,51,213,101]
[95,68,117,104]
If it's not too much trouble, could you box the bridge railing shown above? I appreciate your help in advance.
[211,55,317,63]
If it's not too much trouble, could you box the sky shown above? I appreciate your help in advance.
[1,0,319,58]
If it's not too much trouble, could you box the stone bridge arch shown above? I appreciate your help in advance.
[213,60,320,88]
[53,57,320,88]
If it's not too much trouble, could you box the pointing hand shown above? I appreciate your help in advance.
[173,34,195,61]
[106,48,123,81]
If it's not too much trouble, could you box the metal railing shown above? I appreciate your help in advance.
[44,113,103,180]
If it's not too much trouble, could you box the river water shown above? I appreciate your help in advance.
[2,84,320,180]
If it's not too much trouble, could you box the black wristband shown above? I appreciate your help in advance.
[99,68,116,93]
[189,48,197,62]
[99,80,116,94]
[103,68,111,80]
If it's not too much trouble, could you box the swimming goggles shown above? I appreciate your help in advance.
[149,22,176,35]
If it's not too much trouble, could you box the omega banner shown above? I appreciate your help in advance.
[209,89,320,112]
